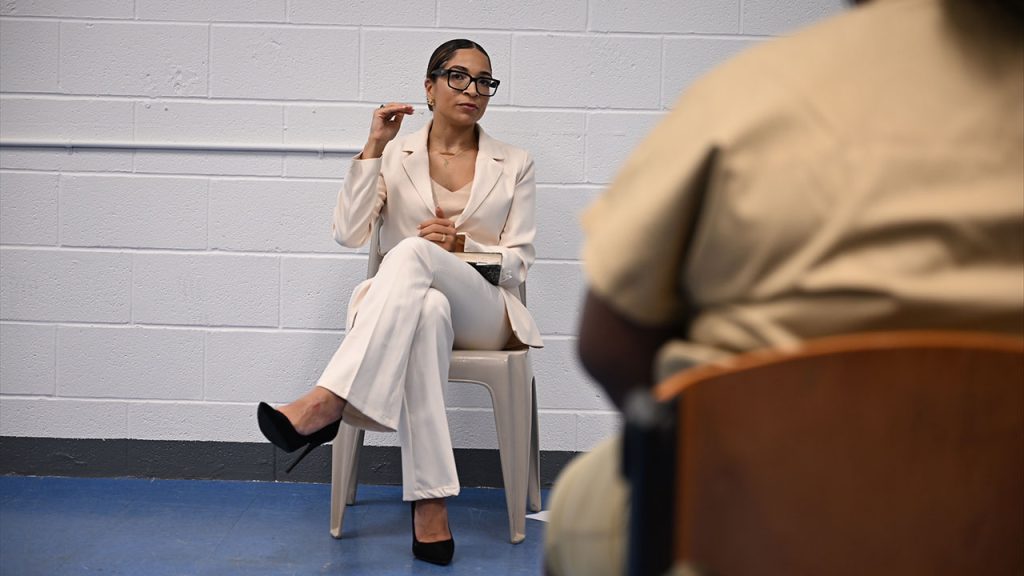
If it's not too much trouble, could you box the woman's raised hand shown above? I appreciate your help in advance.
[361,103,414,159]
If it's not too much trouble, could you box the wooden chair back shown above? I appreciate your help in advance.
[647,331,1024,576]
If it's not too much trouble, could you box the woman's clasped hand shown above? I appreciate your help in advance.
[418,206,459,252]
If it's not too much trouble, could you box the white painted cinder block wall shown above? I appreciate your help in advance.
[0,0,845,453]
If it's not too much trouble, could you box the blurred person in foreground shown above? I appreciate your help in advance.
[545,0,1023,574]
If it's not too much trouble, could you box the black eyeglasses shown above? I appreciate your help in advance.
[431,68,500,97]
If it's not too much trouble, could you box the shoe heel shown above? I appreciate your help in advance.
[282,420,341,474]
[285,443,316,474]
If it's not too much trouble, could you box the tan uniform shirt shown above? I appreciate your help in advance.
[582,0,1024,377]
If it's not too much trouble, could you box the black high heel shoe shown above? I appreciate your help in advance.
[257,402,341,473]
[411,501,455,566]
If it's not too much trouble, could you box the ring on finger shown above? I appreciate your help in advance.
[440,233,446,242]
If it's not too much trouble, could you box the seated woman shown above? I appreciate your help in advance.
[257,39,542,566]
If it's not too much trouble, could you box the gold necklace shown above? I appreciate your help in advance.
[433,147,472,168]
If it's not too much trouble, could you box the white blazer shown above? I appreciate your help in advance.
[332,122,543,348]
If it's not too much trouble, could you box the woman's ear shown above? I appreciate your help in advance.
[424,78,434,109]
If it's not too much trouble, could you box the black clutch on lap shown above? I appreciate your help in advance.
[456,252,501,285]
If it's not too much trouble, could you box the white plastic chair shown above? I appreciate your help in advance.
[329,219,542,543]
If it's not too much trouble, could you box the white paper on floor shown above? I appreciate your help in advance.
[526,510,550,522]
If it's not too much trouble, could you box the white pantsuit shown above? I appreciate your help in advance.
[316,122,542,501]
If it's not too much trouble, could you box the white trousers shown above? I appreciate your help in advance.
[315,237,512,501]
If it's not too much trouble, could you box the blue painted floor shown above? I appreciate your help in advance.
[0,476,548,575]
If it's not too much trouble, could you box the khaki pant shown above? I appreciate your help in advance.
[545,436,630,576]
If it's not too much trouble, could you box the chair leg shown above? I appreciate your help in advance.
[528,377,542,513]
[489,356,533,544]
[346,434,363,506]
[329,423,364,539]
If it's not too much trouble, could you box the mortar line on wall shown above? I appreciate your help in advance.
[0,244,373,260]
[34,323,53,398]
[0,245,587,264]
[370,28,766,40]
[129,252,135,325]
[356,27,364,100]
[0,16,769,37]
[0,167,343,183]
[0,168,200,182]
[130,100,137,172]
[52,323,61,398]
[206,23,212,99]
[507,33,514,105]
[56,170,63,247]
[0,168,341,184]
[445,406,528,414]
[0,394,300,407]
[0,165,601,188]
[581,112,589,183]
[1,170,347,187]
[204,179,211,251]
[201,331,207,400]
[277,256,283,328]
[12,15,221,27]
[0,15,307,26]
[279,106,286,151]
[0,16,771,39]
[206,21,363,31]
[659,36,666,109]
[56,20,63,94]
[571,414,580,449]
[1,140,361,157]
[533,256,587,264]
[538,408,619,416]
